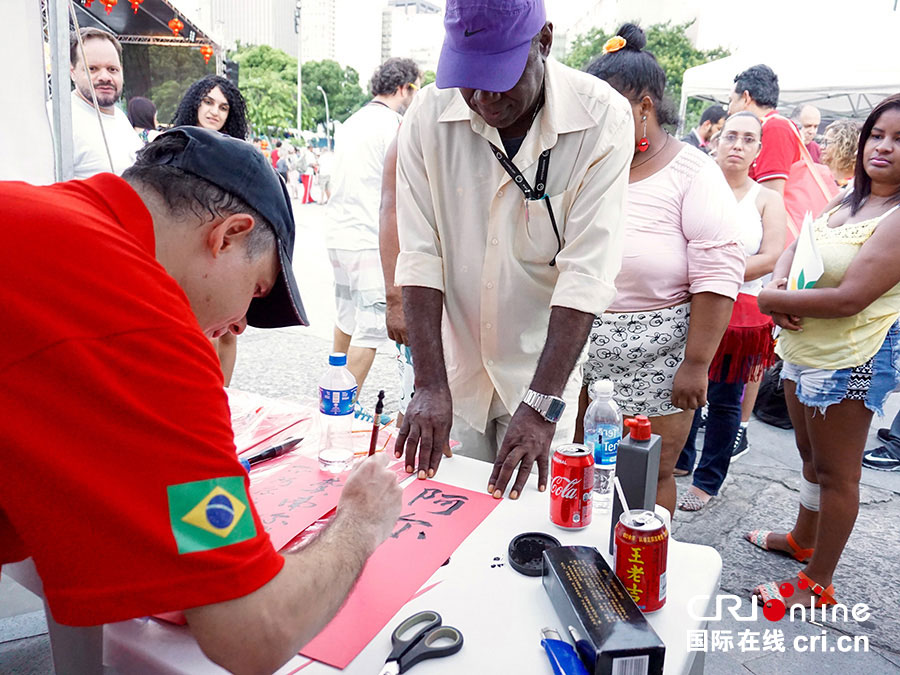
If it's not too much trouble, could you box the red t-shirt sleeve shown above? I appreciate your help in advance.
[0,327,283,626]
[753,119,800,182]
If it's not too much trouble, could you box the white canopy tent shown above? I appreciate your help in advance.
[678,39,900,133]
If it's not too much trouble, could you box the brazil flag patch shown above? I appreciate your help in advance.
[167,477,256,554]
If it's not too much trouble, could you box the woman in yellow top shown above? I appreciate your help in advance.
[751,94,900,608]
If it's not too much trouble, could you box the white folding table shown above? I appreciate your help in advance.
[91,455,721,674]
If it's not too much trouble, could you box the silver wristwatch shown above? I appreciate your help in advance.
[522,389,566,423]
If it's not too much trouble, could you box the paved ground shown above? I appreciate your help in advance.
[2,201,899,674]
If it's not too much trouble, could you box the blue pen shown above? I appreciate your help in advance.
[541,627,589,675]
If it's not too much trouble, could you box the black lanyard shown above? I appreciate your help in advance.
[488,143,561,266]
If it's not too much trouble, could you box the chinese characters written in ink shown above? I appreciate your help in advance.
[259,476,343,528]
[391,487,471,540]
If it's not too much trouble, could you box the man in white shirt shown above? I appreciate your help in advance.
[393,0,632,500]
[326,58,420,407]
[68,28,142,179]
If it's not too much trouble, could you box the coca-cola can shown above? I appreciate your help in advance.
[614,510,668,612]
[549,443,594,529]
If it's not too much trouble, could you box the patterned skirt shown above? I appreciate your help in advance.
[583,302,691,417]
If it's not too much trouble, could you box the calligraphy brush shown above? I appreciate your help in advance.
[368,390,385,456]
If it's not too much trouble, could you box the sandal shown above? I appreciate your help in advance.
[798,570,837,606]
[745,530,814,563]
[677,491,710,511]
[673,468,691,477]
[755,572,836,608]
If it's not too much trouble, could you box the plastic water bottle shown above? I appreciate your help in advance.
[583,379,621,511]
[318,352,357,472]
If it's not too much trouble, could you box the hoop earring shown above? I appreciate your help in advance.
[638,115,649,152]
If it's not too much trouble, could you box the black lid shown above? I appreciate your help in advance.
[508,532,561,577]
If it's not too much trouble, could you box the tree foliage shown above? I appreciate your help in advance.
[123,44,214,123]
[301,59,369,132]
[231,44,308,135]
[226,45,368,134]
[564,21,729,129]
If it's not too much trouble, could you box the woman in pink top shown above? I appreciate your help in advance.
[576,24,745,515]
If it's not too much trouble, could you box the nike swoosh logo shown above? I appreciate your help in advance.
[464,28,485,37]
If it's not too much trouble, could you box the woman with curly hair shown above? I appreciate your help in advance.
[172,75,249,140]
[172,75,251,385]
[575,23,745,516]
[821,119,860,188]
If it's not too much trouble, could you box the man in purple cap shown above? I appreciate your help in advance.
[393,0,634,500]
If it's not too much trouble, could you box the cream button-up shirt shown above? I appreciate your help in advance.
[395,57,633,433]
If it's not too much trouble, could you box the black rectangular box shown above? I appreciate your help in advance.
[542,545,665,675]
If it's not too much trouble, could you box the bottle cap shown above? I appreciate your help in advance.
[624,414,652,441]
[591,379,614,398]
[508,532,561,576]
[328,352,347,366]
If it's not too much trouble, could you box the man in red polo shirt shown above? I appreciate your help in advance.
[728,64,799,195]
[0,127,401,674]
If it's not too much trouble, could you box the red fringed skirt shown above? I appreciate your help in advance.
[708,293,776,384]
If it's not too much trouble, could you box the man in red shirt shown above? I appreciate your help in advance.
[728,64,799,195]
[0,127,401,674]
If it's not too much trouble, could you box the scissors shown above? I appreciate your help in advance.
[378,610,463,675]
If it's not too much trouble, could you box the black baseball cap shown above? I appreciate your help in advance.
[152,126,308,328]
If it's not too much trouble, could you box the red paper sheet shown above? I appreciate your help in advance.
[250,437,408,551]
[249,455,353,550]
[299,480,500,669]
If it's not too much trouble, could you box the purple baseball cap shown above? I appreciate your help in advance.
[436,0,546,92]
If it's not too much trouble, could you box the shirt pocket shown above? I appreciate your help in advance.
[513,191,568,265]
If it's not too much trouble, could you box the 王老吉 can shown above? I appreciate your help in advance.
[614,509,668,612]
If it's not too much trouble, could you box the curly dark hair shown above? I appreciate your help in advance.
[171,75,250,140]
[584,23,679,127]
[369,58,420,97]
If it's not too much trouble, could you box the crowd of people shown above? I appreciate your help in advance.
[3,1,899,671]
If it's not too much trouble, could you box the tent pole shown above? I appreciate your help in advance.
[48,0,74,182]
[677,93,688,137]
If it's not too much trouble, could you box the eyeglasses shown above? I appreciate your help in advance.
[407,82,419,92]
[720,132,759,147]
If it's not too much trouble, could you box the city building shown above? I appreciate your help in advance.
[187,0,297,53]
[301,0,337,62]
[381,0,442,73]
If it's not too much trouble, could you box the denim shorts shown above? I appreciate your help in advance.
[781,323,900,416]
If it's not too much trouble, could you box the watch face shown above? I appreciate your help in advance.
[546,398,565,423]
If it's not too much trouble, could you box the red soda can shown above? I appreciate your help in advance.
[549,443,594,529]
[614,509,668,612]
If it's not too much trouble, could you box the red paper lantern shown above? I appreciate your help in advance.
[84,0,94,7]
[129,0,144,12]
[168,17,184,37]
[200,45,214,64]
[100,0,117,14]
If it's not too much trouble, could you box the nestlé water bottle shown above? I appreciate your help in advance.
[318,352,357,472]
[583,379,621,510]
